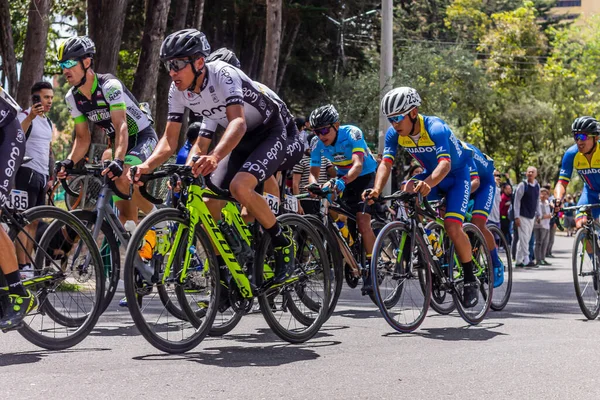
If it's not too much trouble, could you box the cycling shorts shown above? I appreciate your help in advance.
[0,118,26,208]
[211,114,289,187]
[341,172,375,215]
[124,126,158,166]
[15,166,47,208]
[471,176,496,221]
[576,186,600,221]
[276,122,304,172]
[414,165,471,224]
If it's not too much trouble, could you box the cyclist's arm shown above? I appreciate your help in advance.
[555,149,574,203]
[469,157,479,193]
[423,159,451,188]
[144,121,181,170]
[67,122,91,164]
[372,127,398,193]
[327,164,337,179]
[372,160,392,193]
[344,153,363,184]
[309,167,320,184]
[292,173,302,195]
[210,105,246,161]
[198,137,211,155]
[554,181,567,204]
[109,109,128,161]
[470,177,480,193]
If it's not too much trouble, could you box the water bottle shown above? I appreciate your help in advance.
[218,221,253,265]
[426,229,443,257]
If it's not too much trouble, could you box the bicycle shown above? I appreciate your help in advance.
[0,194,105,349]
[425,201,513,313]
[370,191,494,333]
[556,203,600,319]
[123,164,331,353]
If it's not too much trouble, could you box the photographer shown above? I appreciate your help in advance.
[16,81,54,279]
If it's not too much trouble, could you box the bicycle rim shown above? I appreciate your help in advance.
[572,227,600,319]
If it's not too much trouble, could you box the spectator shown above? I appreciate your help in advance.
[406,163,424,179]
[500,182,513,246]
[563,194,576,236]
[16,81,54,279]
[514,166,540,268]
[544,183,557,258]
[534,188,552,266]
[292,134,336,215]
[176,122,201,164]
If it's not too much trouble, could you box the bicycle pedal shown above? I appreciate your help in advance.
[1,322,24,333]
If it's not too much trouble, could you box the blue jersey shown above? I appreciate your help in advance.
[464,142,495,183]
[383,115,471,173]
[176,140,193,165]
[559,143,600,192]
[310,125,377,177]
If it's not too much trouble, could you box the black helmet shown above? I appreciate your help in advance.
[309,104,339,129]
[572,116,600,135]
[160,29,211,61]
[57,36,96,62]
[206,47,240,68]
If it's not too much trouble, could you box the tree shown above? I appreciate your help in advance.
[16,0,51,108]
[87,0,127,75]
[260,0,282,88]
[131,0,170,111]
[0,0,18,96]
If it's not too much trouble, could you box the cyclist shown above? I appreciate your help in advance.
[307,104,378,294]
[132,29,297,284]
[555,116,600,228]
[55,36,158,224]
[463,141,504,287]
[0,86,37,330]
[364,87,479,307]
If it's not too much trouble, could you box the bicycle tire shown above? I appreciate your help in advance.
[489,224,513,311]
[425,221,456,315]
[371,220,431,333]
[572,226,600,320]
[451,223,493,325]
[9,206,105,350]
[123,207,219,353]
[257,214,331,343]
[71,210,120,315]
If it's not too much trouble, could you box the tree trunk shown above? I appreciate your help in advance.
[16,0,51,108]
[131,0,170,112]
[87,0,127,75]
[276,22,300,93]
[0,0,18,97]
[155,0,189,137]
[260,0,282,89]
[193,0,205,30]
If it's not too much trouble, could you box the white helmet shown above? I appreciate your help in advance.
[381,87,421,117]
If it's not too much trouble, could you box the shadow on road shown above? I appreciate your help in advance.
[132,339,341,367]
[0,347,111,367]
[382,322,507,342]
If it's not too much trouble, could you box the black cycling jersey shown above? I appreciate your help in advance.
[65,73,152,139]
[0,87,26,207]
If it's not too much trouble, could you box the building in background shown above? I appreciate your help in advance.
[550,0,599,23]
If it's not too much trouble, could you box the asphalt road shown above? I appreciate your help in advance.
[2,234,600,399]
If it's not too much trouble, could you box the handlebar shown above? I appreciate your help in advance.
[370,190,437,219]
[56,161,132,201]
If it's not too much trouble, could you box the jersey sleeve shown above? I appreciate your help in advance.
[469,158,479,180]
[382,127,399,164]
[65,90,86,124]
[428,119,452,163]
[102,78,127,111]
[215,65,244,106]
[310,140,322,167]
[347,126,368,157]
[199,119,219,139]
[167,83,186,123]
[558,146,576,186]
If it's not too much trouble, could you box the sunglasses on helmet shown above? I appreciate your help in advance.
[313,126,332,136]
[163,58,194,72]
[59,59,79,70]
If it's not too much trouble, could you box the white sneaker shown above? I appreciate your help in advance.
[20,265,34,280]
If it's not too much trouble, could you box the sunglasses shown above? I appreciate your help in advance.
[313,126,332,136]
[574,133,592,142]
[163,59,194,72]
[59,59,79,70]
[494,174,501,177]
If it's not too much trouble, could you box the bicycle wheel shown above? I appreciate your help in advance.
[425,221,456,315]
[572,226,600,320]
[371,221,431,333]
[71,210,120,314]
[292,214,342,323]
[123,208,219,353]
[451,223,493,325]
[256,214,331,343]
[8,206,105,350]
[489,224,513,311]
[66,175,103,211]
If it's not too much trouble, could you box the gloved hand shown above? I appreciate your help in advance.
[334,178,346,193]
[105,159,124,178]
[55,159,74,179]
